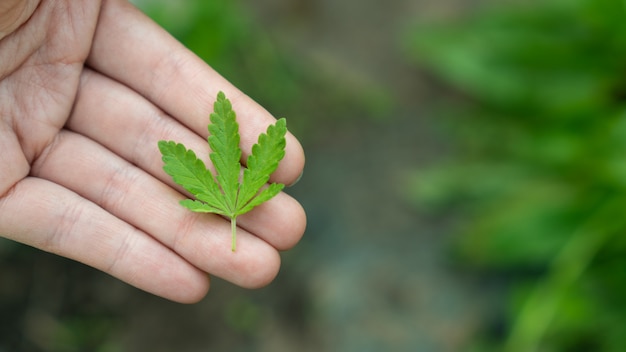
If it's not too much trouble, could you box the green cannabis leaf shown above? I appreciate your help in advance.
[158,91,287,251]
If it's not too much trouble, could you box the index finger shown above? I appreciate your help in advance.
[86,0,304,184]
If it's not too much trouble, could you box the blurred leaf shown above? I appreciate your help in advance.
[405,0,626,350]
[409,0,626,117]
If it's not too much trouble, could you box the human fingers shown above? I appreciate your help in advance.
[68,69,306,250]
[0,177,209,303]
[30,130,286,288]
[86,0,305,185]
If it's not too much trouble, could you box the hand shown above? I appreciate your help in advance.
[0,0,306,303]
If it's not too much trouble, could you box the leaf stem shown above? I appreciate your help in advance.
[231,216,237,252]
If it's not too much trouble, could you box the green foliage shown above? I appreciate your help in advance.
[138,0,394,141]
[139,0,301,113]
[159,92,286,251]
[407,0,626,350]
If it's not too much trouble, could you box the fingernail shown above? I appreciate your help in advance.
[288,171,304,187]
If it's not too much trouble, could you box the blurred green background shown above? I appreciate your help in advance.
[2,0,626,351]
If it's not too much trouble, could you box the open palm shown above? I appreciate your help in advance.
[0,0,305,303]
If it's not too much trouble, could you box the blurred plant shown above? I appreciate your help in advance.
[136,0,301,109]
[406,0,626,351]
[137,0,393,140]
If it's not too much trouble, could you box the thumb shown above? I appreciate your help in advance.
[0,0,40,40]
